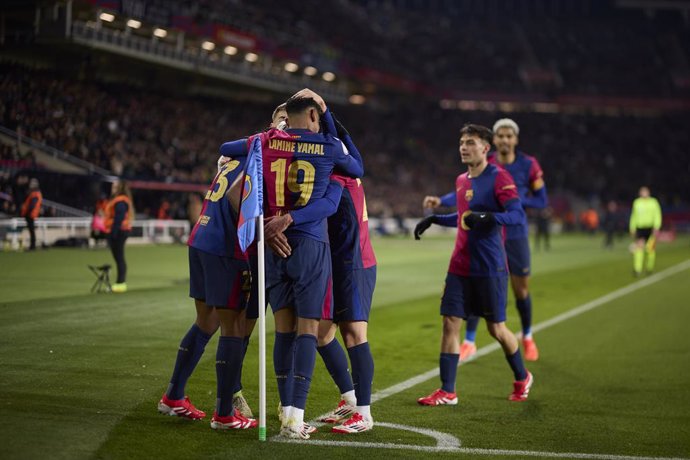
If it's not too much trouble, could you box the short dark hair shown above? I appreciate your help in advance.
[460,124,493,145]
[285,96,322,117]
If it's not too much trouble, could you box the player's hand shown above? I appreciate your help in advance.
[294,88,327,112]
[423,196,441,209]
[217,155,231,173]
[463,212,496,230]
[264,214,294,241]
[266,232,291,258]
[414,216,437,240]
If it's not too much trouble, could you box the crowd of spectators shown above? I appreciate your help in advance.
[2,62,689,220]
[139,0,690,97]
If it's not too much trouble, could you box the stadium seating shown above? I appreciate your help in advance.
[2,62,689,219]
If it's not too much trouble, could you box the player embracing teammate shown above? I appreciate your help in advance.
[158,86,379,440]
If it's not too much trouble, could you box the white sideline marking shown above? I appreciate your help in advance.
[279,259,690,458]
[454,449,687,460]
[273,422,461,452]
[372,258,690,405]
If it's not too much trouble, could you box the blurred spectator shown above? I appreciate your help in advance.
[580,207,600,235]
[91,196,108,244]
[20,178,42,250]
[186,193,203,227]
[105,181,134,293]
[602,200,619,249]
[157,200,172,220]
[2,63,689,217]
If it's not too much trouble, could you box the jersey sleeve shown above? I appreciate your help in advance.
[321,109,338,136]
[494,199,526,226]
[330,134,364,178]
[435,213,458,227]
[629,200,638,233]
[653,198,662,230]
[219,139,249,158]
[529,157,545,191]
[440,191,457,207]
[289,178,344,225]
[494,169,520,208]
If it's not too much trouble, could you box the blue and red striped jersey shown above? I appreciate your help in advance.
[187,152,247,259]
[449,163,519,277]
[259,128,363,243]
[488,151,544,240]
[328,175,376,270]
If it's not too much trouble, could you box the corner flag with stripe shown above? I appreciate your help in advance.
[237,136,263,253]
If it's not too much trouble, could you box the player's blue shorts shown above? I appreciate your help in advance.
[330,266,377,323]
[505,237,531,276]
[188,246,250,310]
[266,237,333,320]
[440,273,508,323]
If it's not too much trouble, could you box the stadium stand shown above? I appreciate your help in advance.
[1,0,690,223]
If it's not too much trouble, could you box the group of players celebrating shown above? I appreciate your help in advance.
[155,87,547,440]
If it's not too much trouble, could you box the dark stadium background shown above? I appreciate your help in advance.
[2,0,690,240]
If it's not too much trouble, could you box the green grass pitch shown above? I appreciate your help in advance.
[1,234,689,459]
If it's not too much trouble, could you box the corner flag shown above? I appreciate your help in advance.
[236,135,268,441]
[237,136,263,252]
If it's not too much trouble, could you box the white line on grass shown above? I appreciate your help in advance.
[277,259,690,459]
[372,258,690,405]
[453,448,688,460]
[274,422,460,452]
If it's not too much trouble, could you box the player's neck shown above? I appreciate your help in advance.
[467,160,488,178]
[497,150,516,165]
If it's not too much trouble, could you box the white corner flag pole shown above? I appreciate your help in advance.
[257,214,267,441]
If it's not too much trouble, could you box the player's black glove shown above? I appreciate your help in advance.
[414,216,437,240]
[330,113,350,139]
[463,212,496,231]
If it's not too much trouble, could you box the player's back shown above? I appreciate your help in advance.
[328,175,376,270]
[188,157,247,259]
[260,128,348,242]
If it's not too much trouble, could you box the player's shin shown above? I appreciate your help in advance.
[318,339,355,404]
[464,316,480,343]
[439,353,459,393]
[167,324,212,400]
[215,336,244,416]
[646,249,656,272]
[505,349,528,381]
[633,247,644,274]
[516,295,533,338]
[273,331,296,411]
[347,342,374,419]
[233,335,251,394]
[291,334,318,425]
